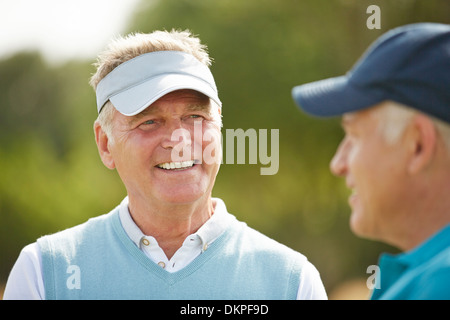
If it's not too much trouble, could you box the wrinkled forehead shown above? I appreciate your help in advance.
[121,90,214,125]
[341,103,384,129]
[156,89,211,104]
[142,90,213,113]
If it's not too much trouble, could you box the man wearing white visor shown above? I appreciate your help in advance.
[4,30,326,300]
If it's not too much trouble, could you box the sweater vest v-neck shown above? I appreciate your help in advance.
[38,207,306,300]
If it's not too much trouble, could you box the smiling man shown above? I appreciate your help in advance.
[292,23,450,299]
[4,30,326,300]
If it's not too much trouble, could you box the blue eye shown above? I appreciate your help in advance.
[138,119,156,130]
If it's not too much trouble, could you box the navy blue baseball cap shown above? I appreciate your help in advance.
[292,23,450,123]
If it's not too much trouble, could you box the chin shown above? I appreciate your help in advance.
[349,209,369,238]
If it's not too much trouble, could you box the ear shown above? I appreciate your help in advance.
[94,121,116,170]
[407,114,437,175]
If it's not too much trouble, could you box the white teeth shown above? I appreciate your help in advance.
[157,161,195,170]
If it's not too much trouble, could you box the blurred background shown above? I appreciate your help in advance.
[1,0,449,299]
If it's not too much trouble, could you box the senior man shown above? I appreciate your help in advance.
[4,30,326,299]
[292,23,450,299]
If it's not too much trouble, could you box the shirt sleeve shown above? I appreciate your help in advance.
[296,261,328,300]
[3,243,45,300]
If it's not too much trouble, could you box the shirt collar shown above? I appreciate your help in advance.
[118,196,233,249]
[196,198,231,246]
[118,197,144,248]
[371,224,450,299]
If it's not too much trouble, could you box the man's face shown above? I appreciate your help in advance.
[106,89,222,206]
[330,104,410,241]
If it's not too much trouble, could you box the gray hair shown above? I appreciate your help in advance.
[376,101,450,152]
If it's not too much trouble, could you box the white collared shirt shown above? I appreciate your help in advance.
[3,197,327,299]
[118,197,230,273]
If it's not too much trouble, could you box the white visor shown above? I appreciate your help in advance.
[95,50,221,116]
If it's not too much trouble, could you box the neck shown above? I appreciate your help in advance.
[392,222,448,252]
[389,174,450,251]
[127,194,214,259]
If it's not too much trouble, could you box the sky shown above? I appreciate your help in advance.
[0,0,142,64]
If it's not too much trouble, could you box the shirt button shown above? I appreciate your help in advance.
[141,238,150,246]
[158,261,166,269]
[203,243,208,251]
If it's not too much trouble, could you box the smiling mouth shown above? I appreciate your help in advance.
[156,160,196,171]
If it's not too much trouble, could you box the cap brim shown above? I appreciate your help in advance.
[292,75,382,117]
[110,73,222,116]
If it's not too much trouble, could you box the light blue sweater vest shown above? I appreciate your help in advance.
[37,207,306,300]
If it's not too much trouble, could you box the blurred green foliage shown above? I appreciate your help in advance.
[1,0,449,296]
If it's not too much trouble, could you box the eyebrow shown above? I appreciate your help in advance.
[185,103,212,114]
[341,117,349,129]
[341,113,357,128]
[126,106,160,127]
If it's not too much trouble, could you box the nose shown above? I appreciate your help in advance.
[330,137,350,177]
[161,119,192,150]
